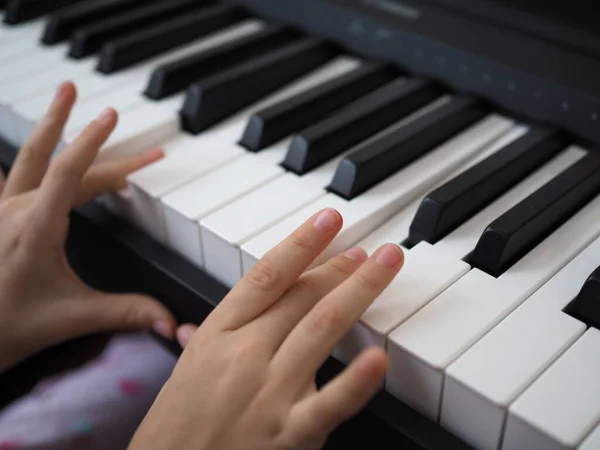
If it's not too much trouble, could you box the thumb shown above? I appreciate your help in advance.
[70,291,178,340]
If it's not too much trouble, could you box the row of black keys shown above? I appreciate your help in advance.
[6,0,600,282]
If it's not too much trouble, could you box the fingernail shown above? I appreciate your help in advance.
[145,148,164,160]
[152,320,173,339]
[96,108,115,126]
[177,327,193,347]
[374,244,403,268]
[54,82,70,102]
[344,247,367,262]
[313,208,340,232]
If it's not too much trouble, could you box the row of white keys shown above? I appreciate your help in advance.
[503,327,600,450]
[9,20,266,149]
[13,20,264,124]
[385,156,600,424]
[0,35,38,61]
[240,113,514,276]
[334,125,529,363]
[443,232,600,450]
[0,15,46,46]
[128,57,362,245]
[0,43,71,85]
[197,94,455,286]
[200,152,350,286]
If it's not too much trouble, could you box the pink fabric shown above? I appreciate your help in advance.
[0,333,177,450]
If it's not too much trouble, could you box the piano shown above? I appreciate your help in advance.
[1,0,599,449]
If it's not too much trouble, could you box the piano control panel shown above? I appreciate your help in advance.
[226,0,600,148]
[1,0,600,449]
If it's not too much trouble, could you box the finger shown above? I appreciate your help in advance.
[0,167,5,194]
[286,347,387,444]
[33,107,118,220]
[272,243,403,381]
[75,148,164,205]
[206,208,343,332]
[2,82,76,200]
[64,289,178,340]
[176,324,198,349]
[246,247,367,354]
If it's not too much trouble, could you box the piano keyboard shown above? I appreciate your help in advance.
[1,1,600,449]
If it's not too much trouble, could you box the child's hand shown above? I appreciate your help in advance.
[0,81,177,372]
[129,209,404,450]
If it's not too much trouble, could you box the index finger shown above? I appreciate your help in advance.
[271,243,403,382]
[205,208,343,333]
[33,108,118,219]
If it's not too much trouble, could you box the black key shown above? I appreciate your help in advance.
[180,37,340,134]
[565,265,600,329]
[470,152,600,277]
[4,0,85,24]
[97,5,246,74]
[407,126,569,246]
[42,0,163,44]
[282,77,444,175]
[145,25,302,100]
[239,62,398,152]
[328,95,489,200]
[69,0,202,58]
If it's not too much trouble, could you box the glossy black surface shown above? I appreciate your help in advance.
[224,0,600,147]
[566,265,600,330]
[408,126,569,246]
[282,77,444,175]
[470,153,600,277]
[145,25,302,100]
[68,0,201,58]
[239,62,398,152]
[96,4,246,74]
[42,0,162,44]
[328,95,488,199]
[180,37,340,134]
[4,0,85,24]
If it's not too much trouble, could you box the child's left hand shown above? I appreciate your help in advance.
[0,81,178,372]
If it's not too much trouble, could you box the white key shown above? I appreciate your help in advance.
[0,16,45,45]
[92,95,183,163]
[503,328,600,450]
[442,234,600,450]
[353,125,530,254]
[0,38,34,62]
[0,44,70,84]
[130,57,362,245]
[241,113,514,275]
[124,133,243,238]
[163,154,283,266]
[200,154,346,286]
[14,20,264,120]
[334,126,527,364]
[580,424,600,450]
[10,19,265,137]
[1,56,95,107]
[386,165,600,422]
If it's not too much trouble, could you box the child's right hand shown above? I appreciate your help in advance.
[129,209,404,450]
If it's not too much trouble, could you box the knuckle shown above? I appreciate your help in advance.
[353,270,380,292]
[309,302,343,335]
[286,276,318,298]
[328,256,358,277]
[246,257,280,291]
[289,228,315,251]
[121,302,144,327]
